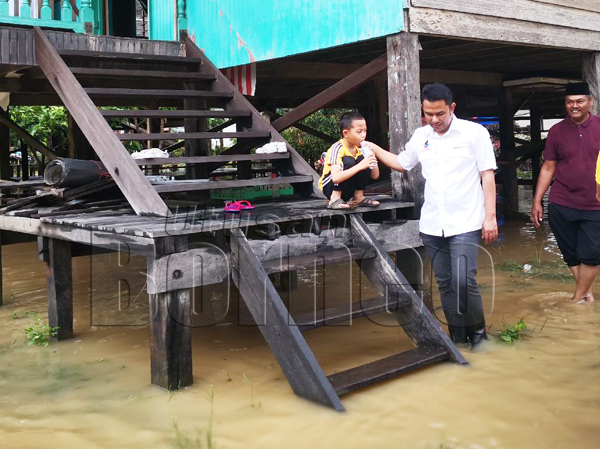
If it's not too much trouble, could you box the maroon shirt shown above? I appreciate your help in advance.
[544,114,600,211]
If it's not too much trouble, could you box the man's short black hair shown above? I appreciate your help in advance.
[339,111,365,135]
[422,83,453,105]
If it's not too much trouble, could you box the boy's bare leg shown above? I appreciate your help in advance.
[571,263,598,302]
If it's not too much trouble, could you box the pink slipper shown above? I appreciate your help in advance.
[235,200,255,210]
[224,201,242,213]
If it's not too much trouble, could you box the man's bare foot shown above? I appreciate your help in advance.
[569,293,595,304]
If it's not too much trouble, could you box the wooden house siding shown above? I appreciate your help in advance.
[0,26,183,66]
[409,0,600,51]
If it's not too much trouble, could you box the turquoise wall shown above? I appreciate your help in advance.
[150,0,405,68]
[149,0,176,41]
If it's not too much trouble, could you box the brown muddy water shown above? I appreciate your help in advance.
[1,201,599,448]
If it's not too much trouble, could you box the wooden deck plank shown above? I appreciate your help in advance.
[132,153,289,165]
[85,88,233,99]
[152,175,312,193]
[40,197,415,238]
[58,49,201,64]
[118,130,269,141]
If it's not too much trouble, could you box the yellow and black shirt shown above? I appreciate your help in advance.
[318,139,363,190]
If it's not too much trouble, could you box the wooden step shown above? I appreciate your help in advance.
[328,347,449,396]
[133,153,290,166]
[294,295,409,332]
[262,247,376,274]
[152,175,313,193]
[100,109,251,119]
[119,131,270,141]
[70,67,217,82]
[85,88,233,100]
[59,50,202,65]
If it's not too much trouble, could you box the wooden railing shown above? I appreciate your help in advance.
[0,1,94,34]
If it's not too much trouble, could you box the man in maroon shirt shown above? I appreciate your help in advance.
[531,82,600,303]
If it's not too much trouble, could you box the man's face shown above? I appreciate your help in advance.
[565,95,593,122]
[423,99,456,134]
[343,119,367,146]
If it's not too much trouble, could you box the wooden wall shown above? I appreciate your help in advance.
[409,0,600,51]
[0,26,184,67]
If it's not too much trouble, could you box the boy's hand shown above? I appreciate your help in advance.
[358,155,377,170]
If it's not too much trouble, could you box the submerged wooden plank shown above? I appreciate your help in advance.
[328,347,449,396]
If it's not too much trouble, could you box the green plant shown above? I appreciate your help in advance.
[10,311,38,320]
[172,421,202,449]
[243,372,258,407]
[24,318,59,346]
[499,318,527,344]
[206,387,215,449]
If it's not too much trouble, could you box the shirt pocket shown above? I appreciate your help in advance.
[418,150,436,163]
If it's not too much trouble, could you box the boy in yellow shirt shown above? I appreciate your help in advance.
[318,111,380,209]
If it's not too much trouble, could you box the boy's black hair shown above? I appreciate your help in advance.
[422,83,453,105]
[339,111,365,135]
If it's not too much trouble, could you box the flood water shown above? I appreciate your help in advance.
[1,189,599,449]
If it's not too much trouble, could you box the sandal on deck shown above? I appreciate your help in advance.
[327,199,351,210]
[354,197,380,207]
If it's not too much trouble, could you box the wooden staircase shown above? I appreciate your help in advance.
[231,214,467,411]
[28,28,467,410]
[32,27,322,216]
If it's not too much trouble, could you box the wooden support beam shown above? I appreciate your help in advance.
[147,237,193,390]
[45,238,73,340]
[0,108,57,161]
[33,27,169,217]
[264,111,337,144]
[270,54,387,133]
[583,52,600,116]
[530,106,543,196]
[387,32,425,213]
[21,143,29,181]
[500,88,519,212]
[0,122,10,180]
[230,229,344,410]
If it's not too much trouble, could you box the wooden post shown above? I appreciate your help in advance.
[583,52,600,116]
[68,112,95,160]
[21,142,29,181]
[530,106,542,196]
[499,88,518,212]
[147,237,193,390]
[387,32,424,215]
[183,94,209,180]
[0,122,9,180]
[45,238,73,340]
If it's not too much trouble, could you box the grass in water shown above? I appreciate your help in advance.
[499,318,528,344]
[243,373,258,407]
[171,386,215,449]
[496,257,572,283]
[24,318,59,346]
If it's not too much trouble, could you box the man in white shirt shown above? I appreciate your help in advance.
[370,83,498,348]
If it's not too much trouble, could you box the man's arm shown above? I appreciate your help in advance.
[531,160,556,227]
[481,170,498,244]
[329,155,375,184]
[366,142,406,172]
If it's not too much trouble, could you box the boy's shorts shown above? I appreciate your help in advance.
[548,202,600,266]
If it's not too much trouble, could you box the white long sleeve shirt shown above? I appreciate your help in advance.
[397,116,497,237]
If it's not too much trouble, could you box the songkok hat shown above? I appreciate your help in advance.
[565,82,590,96]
